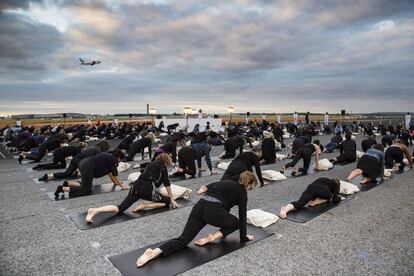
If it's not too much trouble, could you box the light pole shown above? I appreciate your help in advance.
[227,107,235,124]
[149,108,156,127]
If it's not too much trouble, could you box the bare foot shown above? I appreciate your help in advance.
[196,186,207,195]
[85,208,96,223]
[360,177,370,184]
[136,248,160,267]
[132,203,146,212]
[195,234,214,246]
[280,166,286,174]
[279,206,288,219]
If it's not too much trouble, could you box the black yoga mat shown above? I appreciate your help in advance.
[108,224,273,276]
[334,161,355,166]
[169,170,219,181]
[46,182,129,201]
[350,176,383,192]
[32,175,79,185]
[280,195,354,223]
[69,198,194,230]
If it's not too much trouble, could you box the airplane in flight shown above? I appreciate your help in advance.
[79,57,101,66]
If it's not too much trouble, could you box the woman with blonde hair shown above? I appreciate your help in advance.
[85,153,179,222]
[136,171,257,267]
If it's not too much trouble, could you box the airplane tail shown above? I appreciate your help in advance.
[79,57,84,63]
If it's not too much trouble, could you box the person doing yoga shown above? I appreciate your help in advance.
[279,178,342,218]
[37,141,110,182]
[330,133,356,164]
[54,150,127,199]
[384,139,413,173]
[220,148,265,186]
[85,153,179,222]
[136,171,257,267]
[347,144,385,184]
[125,133,155,161]
[18,134,69,163]
[32,143,87,170]
[281,140,323,176]
[221,136,246,159]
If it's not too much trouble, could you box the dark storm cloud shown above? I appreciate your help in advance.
[0,0,413,115]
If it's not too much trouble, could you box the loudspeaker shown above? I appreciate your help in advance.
[63,113,67,118]
[213,115,219,118]
[341,110,346,116]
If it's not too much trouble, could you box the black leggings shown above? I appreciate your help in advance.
[385,146,404,170]
[69,159,95,196]
[34,152,67,170]
[291,182,333,209]
[53,162,77,179]
[335,151,356,163]
[126,144,147,162]
[285,148,312,173]
[159,200,239,256]
[117,181,170,213]
[221,161,248,182]
[223,143,243,159]
[177,148,196,176]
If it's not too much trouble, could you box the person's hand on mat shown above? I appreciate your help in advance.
[262,181,269,186]
[171,200,180,209]
[308,198,327,207]
[196,186,208,195]
[340,196,346,200]
[120,183,129,190]
[210,169,218,175]
[246,235,254,241]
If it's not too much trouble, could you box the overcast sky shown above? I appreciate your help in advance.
[0,0,413,116]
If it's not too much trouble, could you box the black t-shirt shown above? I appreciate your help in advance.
[92,153,118,178]
[135,160,170,189]
[340,139,356,154]
[45,137,63,151]
[72,147,102,166]
[54,146,81,158]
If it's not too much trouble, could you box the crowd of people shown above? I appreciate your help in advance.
[1,116,413,268]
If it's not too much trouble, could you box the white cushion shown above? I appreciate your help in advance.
[276,153,286,161]
[127,172,141,183]
[282,134,291,139]
[159,133,168,137]
[154,138,161,143]
[217,162,230,170]
[262,170,286,181]
[339,180,360,195]
[356,151,365,159]
[251,140,260,147]
[384,169,392,177]
[374,133,381,137]
[159,184,192,199]
[117,162,131,173]
[315,158,333,171]
[186,140,192,146]
[247,209,278,228]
